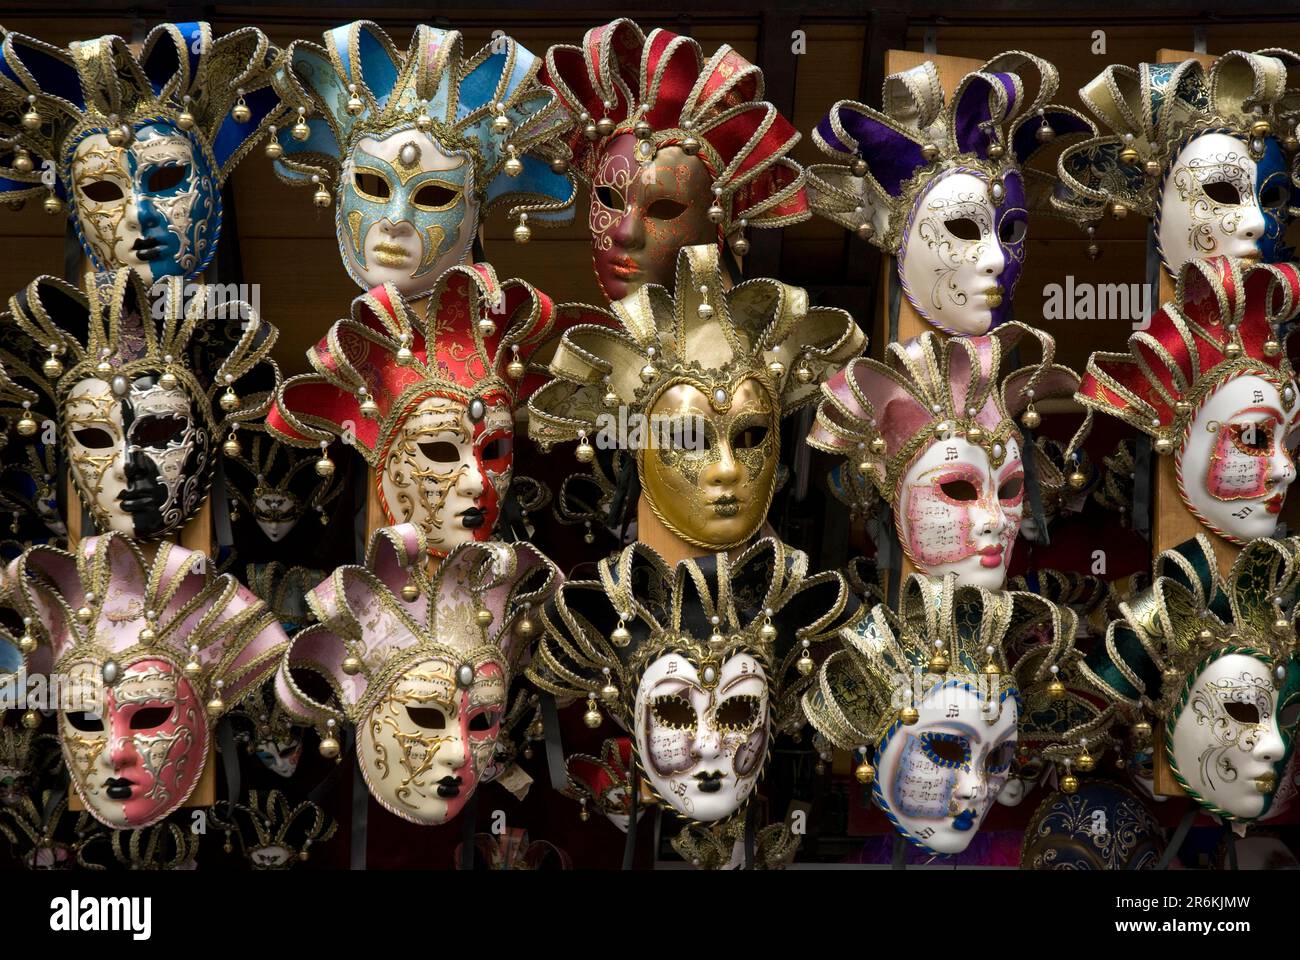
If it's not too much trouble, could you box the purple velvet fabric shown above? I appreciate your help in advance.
[829,109,927,198]
[991,167,1026,329]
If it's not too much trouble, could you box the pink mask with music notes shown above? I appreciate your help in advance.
[1176,373,1298,542]
[875,678,1018,855]
[633,652,769,823]
[897,435,1024,589]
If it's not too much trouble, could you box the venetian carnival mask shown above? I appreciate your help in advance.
[0,23,280,281]
[802,576,1076,855]
[1078,256,1300,544]
[269,267,575,557]
[0,269,279,541]
[809,323,1079,588]
[271,21,575,299]
[564,738,641,831]
[543,19,809,301]
[530,538,855,825]
[1021,781,1164,869]
[528,243,863,550]
[224,429,343,543]
[807,53,1087,336]
[275,526,558,825]
[229,684,306,779]
[1082,535,1300,822]
[9,534,288,829]
[1057,50,1300,274]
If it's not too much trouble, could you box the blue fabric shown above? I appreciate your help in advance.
[211,84,278,170]
[1,39,83,108]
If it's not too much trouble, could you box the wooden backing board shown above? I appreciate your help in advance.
[1148,48,1222,799]
[68,743,216,812]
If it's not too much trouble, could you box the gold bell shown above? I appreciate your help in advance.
[492,113,511,135]
[400,581,420,603]
[478,317,497,338]
[731,235,750,257]
[1174,400,1193,418]
[1068,469,1087,490]
[1153,436,1174,456]
[1060,773,1079,794]
[900,706,920,725]
[265,135,283,160]
[342,656,362,676]
[707,202,725,224]
[513,217,531,244]
[315,454,335,478]
[184,660,202,678]
[851,158,868,177]
[1251,119,1271,139]
[138,626,156,644]
[291,115,310,142]
[514,616,537,639]
[640,363,659,384]
[1285,135,1300,153]
[927,650,949,674]
[318,736,340,759]
[396,344,414,365]
[13,148,33,173]
[600,680,619,702]
[476,608,494,627]
[18,633,36,655]
[854,760,876,785]
[504,154,524,178]
[232,99,252,124]
[223,433,242,458]
[634,119,653,140]
[1132,720,1152,740]
[1086,243,1100,260]
[178,109,195,131]
[16,412,37,437]
[549,156,569,174]
[681,135,701,156]
[507,355,526,379]
[1047,678,1066,700]
[869,436,887,455]
[107,124,127,147]
[1224,342,1242,360]
[856,222,875,241]
[794,364,814,385]
[1020,407,1041,429]
[603,387,620,408]
[346,85,364,117]
[983,659,1001,677]
[359,396,380,419]
[575,437,595,463]
[207,696,224,713]
[312,181,331,208]
[768,360,785,379]
[1273,616,1291,636]
[1264,339,1282,357]
[416,112,433,133]
[21,105,41,131]
[1036,122,1055,143]
[584,122,599,141]
[1119,146,1140,166]
[965,423,984,444]
[1076,749,1096,773]
[1110,202,1129,220]
[76,605,93,624]
[797,649,815,676]
[920,143,939,162]
[42,193,63,216]
[42,354,63,379]
[95,359,113,377]
[219,387,240,413]
[160,369,179,390]
[21,710,40,730]
[611,622,631,646]
[595,116,615,138]
[1144,159,1161,178]
[583,697,602,729]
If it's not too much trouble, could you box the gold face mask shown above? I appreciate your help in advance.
[640,376,780,549]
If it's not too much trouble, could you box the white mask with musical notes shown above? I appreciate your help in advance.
[874,678,1018,854]
[633,652,769,823]
[896,435,1024,589]
[1176,373,1298,542]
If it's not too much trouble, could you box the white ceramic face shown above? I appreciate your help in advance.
[1158,133,1270,274]
[900,172,1021,335]
[1170,652,1294,819]
[634,652,768,823]
[249,844,293,869]
[1176,374,1298,541]
[897,435,1024,589]
[340,130,479,296]
[876,680,1018,854]
[358,656,506,825]
[380,395,513,554]
[252,489,301,543]
[253,735,302,778]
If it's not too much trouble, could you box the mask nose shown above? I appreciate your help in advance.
[1238,200,1267,242]
[457,457,486,499]
[1270,444,1296,487]
[692,723,723,762]
[702,438,741,488]
[953,769,984,803]
[609,201,644,251]
[1252,723,1286,764]
[972,501,1008,539]
[975,237,1006,280]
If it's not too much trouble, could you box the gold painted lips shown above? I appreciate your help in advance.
[373,241,411,267]
[1254,771,1277,794]
[983,285,1004,309]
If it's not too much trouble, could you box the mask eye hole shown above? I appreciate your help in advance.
[82,181,124,203]
[732,425,769,449]
[651,694,695,730]
[1278,700,1300,729]
[412,182,459,210]
[146,164,188,193]
[1224,701,1261,724]
[595,185,626,212]
[986,743,1015,774]
[129,706,173,730]
[645,198,688,220]
[353,170,390,201]
[944,217,982,241]
[998,476,1024,501]
[481,436,512,462]
[73,427,115,450]
[66,711,104,733]
[1231,423,1272,455]
[715,695,760,732]
[468,711,499,733]
[1260,183,1289,208]
[1204,180,1242,205]
[405,706,447,730]
[999,217,1027,245]
[923,732,970,767]
[417,440,461,463]
[133,415,187,447]
[939,478,979,501]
